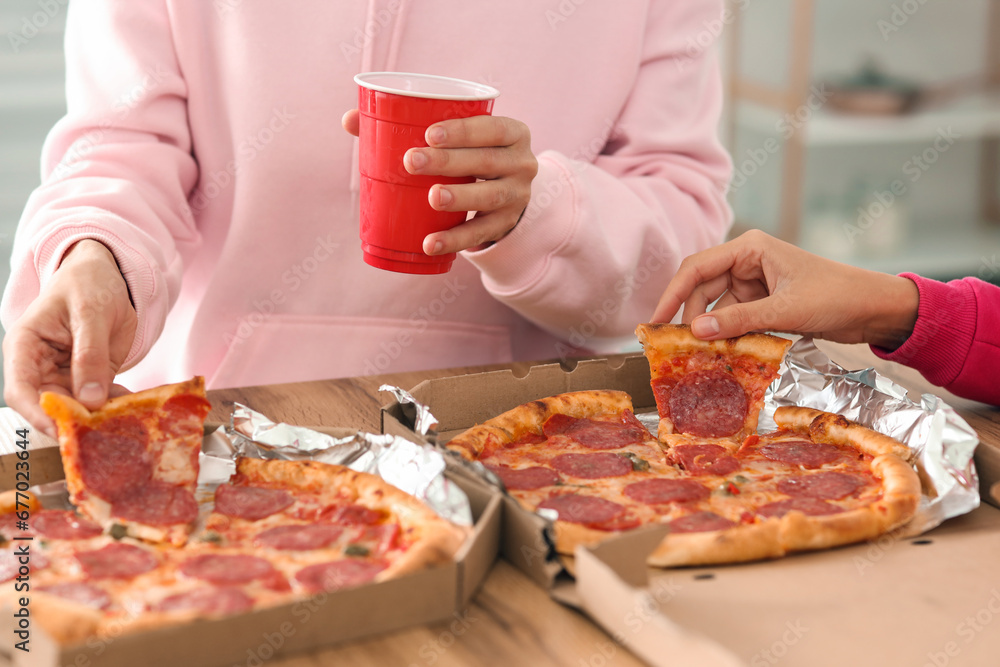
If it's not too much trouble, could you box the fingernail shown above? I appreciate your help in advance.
[424,238,444,255]
[427,126,446,145]
[407,150,427,170]
[78,382,104,403]
[435,188,453,207]
[692,316,720,338]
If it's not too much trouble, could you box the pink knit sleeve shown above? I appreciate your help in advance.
[0,1,196,370]
[871,273,1000,405]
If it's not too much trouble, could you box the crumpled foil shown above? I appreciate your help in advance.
[757,339,980,534]
[380,384,440,440]
[217,404,472,525]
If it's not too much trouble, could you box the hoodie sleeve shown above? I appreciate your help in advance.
[463,0,732,349]
[871,274,1000,406]
[0,0,196,370]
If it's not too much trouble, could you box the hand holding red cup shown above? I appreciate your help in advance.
[348,72,537,274]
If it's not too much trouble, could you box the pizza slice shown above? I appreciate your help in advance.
[40,378,212,546]
[635,323,791,442]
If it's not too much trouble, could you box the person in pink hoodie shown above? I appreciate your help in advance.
[652,230,1000,406]
[2,2,733,434]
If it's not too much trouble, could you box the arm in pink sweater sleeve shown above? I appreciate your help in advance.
[0,0,196,369]
[463,0,732,348]
[872,273,1000,405]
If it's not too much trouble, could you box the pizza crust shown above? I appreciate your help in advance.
[446,390,634,461]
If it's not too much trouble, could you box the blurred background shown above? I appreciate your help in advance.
[0,0,997,402]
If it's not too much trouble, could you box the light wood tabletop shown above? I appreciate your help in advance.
[205,342,999,667]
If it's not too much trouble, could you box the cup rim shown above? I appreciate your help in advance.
[354,72,500,101]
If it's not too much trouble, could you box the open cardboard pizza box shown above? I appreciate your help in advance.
[381,355,1000,666]
[0,411,502,667]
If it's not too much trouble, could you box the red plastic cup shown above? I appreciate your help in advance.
[355,72,500,274]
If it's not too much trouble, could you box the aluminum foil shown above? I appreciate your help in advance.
[381,384,439,439]
[760,339,979,534]
[221,404,472,525]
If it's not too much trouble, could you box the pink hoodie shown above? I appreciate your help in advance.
[872,274,1000,406]
[2,1,731,390]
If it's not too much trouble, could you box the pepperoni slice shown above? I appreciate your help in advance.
[295,559,388,594]
[158,393,212,439]
[777,472,868,500]
[253,524,344,550]
[351,523,401,559]
[153,587,254,616]
[668,369,748,438]
[487,465,561,490]
[111,482,199,527]
[550,453,633,479]
[321,504,385,526]
[78,416,153,500]
[0,513,32,539]
[179,554,276,584]
[537,494,625,525]
[589,513,642,532]
[0,546,48,582]
[542,414,647,450]
[624,479,710,505]
[214,484,295,521]
[672,444,741,476]
[30,510,103,540]
[670,512,738,534]
[76,543,158,580]
[39,582,111,610]
[759,441,843,468]
[757,498,844,518]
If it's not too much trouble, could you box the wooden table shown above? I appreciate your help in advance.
[205,342,999,667]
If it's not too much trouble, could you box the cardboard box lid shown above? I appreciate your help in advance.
[572,504,1000,667]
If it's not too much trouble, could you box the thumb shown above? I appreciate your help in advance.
[691,299,782,340]
[71,308,114,409]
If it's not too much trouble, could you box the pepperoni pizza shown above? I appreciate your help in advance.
[8,381,467,645]
[40,378,211,546]
[447,325,921,567]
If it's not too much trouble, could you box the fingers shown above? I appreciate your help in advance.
[423,212,516,255]
[426,115,526,149]
[69,305,114,409]
[405,145,532,181]
[427,180,521,214]
[2,333,57,438]
[651,246,740,323]
[680,274,731,324]
[341,109,360,137]
[691,298,781,340]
